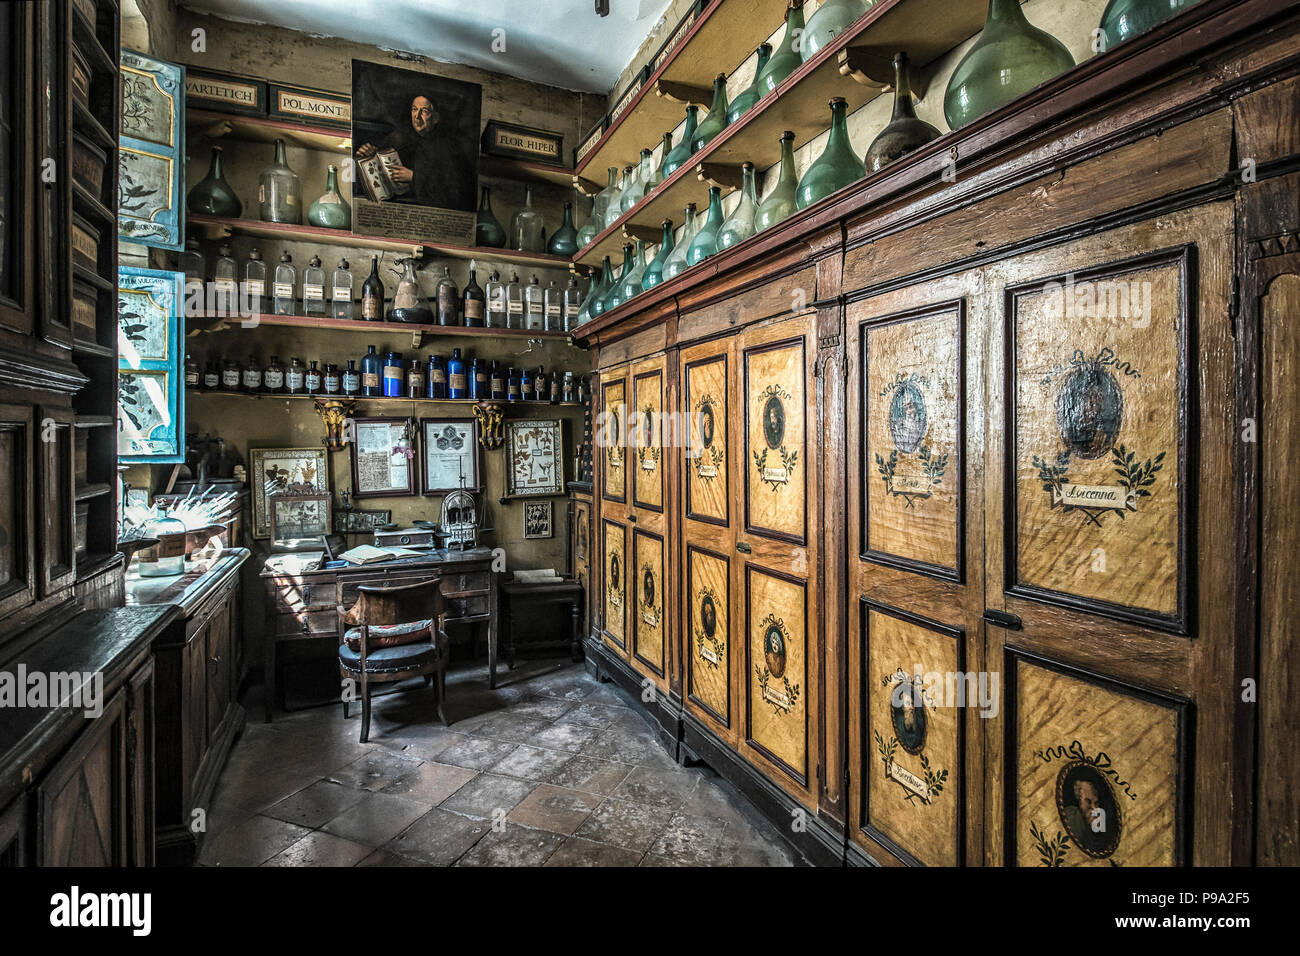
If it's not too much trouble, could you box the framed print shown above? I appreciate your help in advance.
[350,60,481,245]
[351,417,416,498]
[269,491,331,551]
[506,420,564,497]
[119,50,184,250]
[421,418,481,494]
[118,267,185,462]
[333,508,391,533]
[250,446,329,539]
[522,500,553,540]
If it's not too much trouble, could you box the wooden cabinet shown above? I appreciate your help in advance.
[569,485,594,641]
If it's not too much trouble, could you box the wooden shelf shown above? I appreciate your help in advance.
[574,0,991,267]
[74,482,113,503]
[188,389,583,407]
[576,0,792,177]
[75,415,116,429]
[191,310,576,340]
[71,4,117,77]
[72,99,116,152]
[186,215,581,272]
[72,181,115,225]
[188,110,578,189]
[71,337,115,358]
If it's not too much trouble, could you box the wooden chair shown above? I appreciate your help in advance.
[338,578,450,743]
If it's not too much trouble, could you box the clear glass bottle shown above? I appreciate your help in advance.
[756,130,799,232]
[662,107,699,178]
[263,355,285,394]
[642,218,675,292]
[485,271,506,327]
[649,132,673,188]
[619,149,651,214]
[802,0,871,63]
[435,265,460,326]
[728,44,773,124]
[302,255,326,315]
[692,73,731,152]
[285,357,306,395]
[505,272,525,329]
[463,265,485,327]
[524,275,545,330]
[687,187,725,266]
[563,276,584,331]
[602,244,635,313]
[662,203,699,281]
[943,0,1075,131]
[389,257,432,324]
[213,244,237,316]
[139,506,187,577]
[618,239,648,302]
[562,370,576,403]
[866,52,942,173]
[273,252,297,315]
[796,97,862,209]
[511,187,545,252]
[242,353,263,393]
[757,2,806,96]
[591,167,619,230]
[179,238,206,303]
[242,248,266,315]
[548,202,580,256]
[332,258,354,319]
[577,193,599,249]
[258,138,302,224]
[475,186,507,248]
[604,166,633,229]
[718,162,758,250]
[307,163,351,229]
[543,279,563,331]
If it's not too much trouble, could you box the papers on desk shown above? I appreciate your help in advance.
[272,551,324,574]
[339,544,425,565]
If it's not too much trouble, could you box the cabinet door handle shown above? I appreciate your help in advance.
[736,542,752,554]
[627,514,636,523]
[982,609,1022,630]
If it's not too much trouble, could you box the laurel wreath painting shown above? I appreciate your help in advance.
[636,403,662,468]
[874,667,948,807]
[754,613,799,716]
[1027,820,1123,868]
[753,384,798,493]
[639,562,660,628]
[872,371,948,508]
[693,394,724,480]
[875,445,949,509]
[1031,348,1164,527]
[693,584,725,670]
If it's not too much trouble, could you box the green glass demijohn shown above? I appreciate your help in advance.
[1098,0,1202,51]
[650,132,674,188]
[801,0,872,63]
[686,186,725,266]
[307,163,351,229]
[588,256,616,319]
[591,167,620,229]
[718,162,758,250]
[865,52,942,173]
[662,203,699,281]
[618,240,648,303]
[756,130,798,232]
[475,186,507,248]
[602,244,635,313]
[187,146,242,218]
[727,44,772,124]
[642,219,675,292]
[943,0,1075,131]
[548,201,580,256]
[662,107,699,178]
[796,97,862,209]
[620,149,654,213]
[577,194,599,248]
[692,74,731,153]
[756,2,806,96]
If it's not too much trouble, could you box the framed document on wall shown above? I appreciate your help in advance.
[421,418,481,495]
[351,418,416,498]
[505,420,564,496]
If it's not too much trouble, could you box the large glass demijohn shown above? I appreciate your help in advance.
[728,44,772,124]
[801,0,872,63]
[864,52,942,172]
[686,186,725,267]
[1098,0,1202,50]
[755,131,798,232]
[796,97,862,209]
[757,2,806,96]
[943,0,1075,131]
[642,219,675,292]
[692,74,731,153]
[661,107,699,178]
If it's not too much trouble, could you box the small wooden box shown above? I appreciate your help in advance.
[373,527,437,549]
[71,215,100,270]
[72,278,99,339]
[185,67,268,117]
[268,82,351,130]
[481,120,564,167]
[72,135,107,200]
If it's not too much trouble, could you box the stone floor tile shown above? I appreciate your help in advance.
[489,744,574,781]
[262,780,367,829]
[543,836,643,867]
[321,791,430,847]
[611,764,701,812]
[379,761,478,804]
[524,720,600,754]
[197,814,312,867]
[573,797,667,854]
[507,784,601,835]
[434,735,520,771]
[466,712,554,744]
[455,824,564,866]
[326,751,424,792]
[542,755,633,796]
[439,773,536,819]
[381,807,490,865]
[263,830,372,867]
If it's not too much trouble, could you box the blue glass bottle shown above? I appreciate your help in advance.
[507,366,521,402]
[642,218,675,292]
[520,365,535,402]
[360,345,382,397]
[425,353,447,399]
[490,360,506,400]
[469,357,484,400]
[447,348,468,399]
[382,351,405,398]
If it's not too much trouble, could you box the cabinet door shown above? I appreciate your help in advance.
[846,271,985,867]
[0,404,35,618]
[206,597,232,738]
[597,364,630,660]
[628,353,669,689]
[985,203,1232,866]
[736,313,820,808]
[679,336,738,746]
[37,405,75,596]
[572,497,591,637]
[37,689,127,866]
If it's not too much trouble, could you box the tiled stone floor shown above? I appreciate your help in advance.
[198,660,796,866]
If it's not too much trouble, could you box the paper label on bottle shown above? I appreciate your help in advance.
[325,374,341,392]
[343,372,360,390]
[508,300,523,314]
[264,370,285,389]
[204,372,220,388]
[304,284,324,298]
[508,384,520,398]
[214,278,236,293]
[408,372,424,389]
[274,282,294,297]
[491,376,504,392]
[222,370,240,388]
[244,279,265,296]
[465,299,484,319]
[363,299,381,320]
[527,301,543,314]
[450,373,467,390]
[433,369,446,383]
[566,304,580,316]
[332,286,352,301]
[185,370,199,386]
[286,194,297,205]
[383,366,402,380]
[306,372,321,390]
[363,372,379,387]
[286,371,304,390]
[243,370,262,388]
[258,185,265,204]
[546,304,561,316]
[316,193,341,205]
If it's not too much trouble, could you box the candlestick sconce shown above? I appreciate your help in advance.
[473,401,505,450]
[314,398,356,450]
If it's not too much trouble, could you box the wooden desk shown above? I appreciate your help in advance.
[260,548,499,721]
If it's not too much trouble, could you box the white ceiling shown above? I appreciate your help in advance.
[178,0,674,93]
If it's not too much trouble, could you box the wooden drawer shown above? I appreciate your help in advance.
[273,609,337,637]
[339,571,437,605]
[441,570,490,596]
[444,594,489,621]
[271,580,336,612]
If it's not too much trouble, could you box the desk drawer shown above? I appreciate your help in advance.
[340,571,438,605]
[444,594,489,621]
[271,581,336,613]
[274,609,338,637]
[442,570,490,596]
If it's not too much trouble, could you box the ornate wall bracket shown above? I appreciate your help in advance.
[314,398,356,450]
[473,401,505,450]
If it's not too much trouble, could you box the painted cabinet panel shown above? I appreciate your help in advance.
[743,337,807,545]
[745,565,808,787]
[601,517,627,655]
[686,544,731,727]
[600,372,627,506]
[119,50,184,250]
[632,529,665,677]
[118,266,185,462]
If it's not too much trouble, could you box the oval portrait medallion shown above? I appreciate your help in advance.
[764,623,787,678]
[888,380,928,454]
[609,553,620,591]
[642,567,655,608]
[890,679,927,755]
[700,593,717,637]
[1054,760,1122,859]
[699,402,715,449]
[1056,364,1123,460]
[762,395,786,450]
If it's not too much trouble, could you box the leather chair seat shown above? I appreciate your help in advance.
[339,641,439,673]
